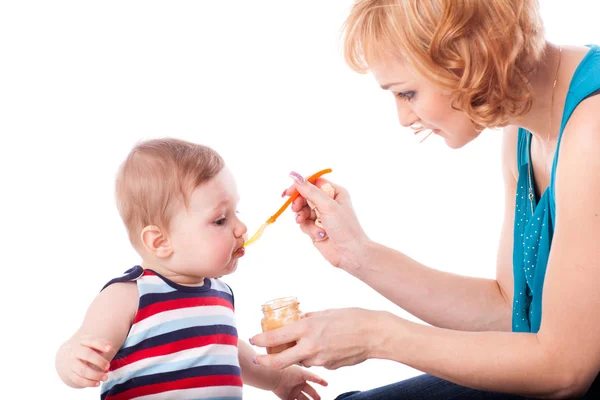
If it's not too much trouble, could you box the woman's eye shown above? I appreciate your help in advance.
[396,91,415,101]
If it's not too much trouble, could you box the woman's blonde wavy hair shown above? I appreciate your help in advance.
[343,0,546,129]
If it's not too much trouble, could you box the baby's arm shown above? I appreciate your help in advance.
[55,282,138,388]
[239,340,283,390]
[240,341,328,399]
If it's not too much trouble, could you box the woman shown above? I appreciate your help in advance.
[251,0,600,398]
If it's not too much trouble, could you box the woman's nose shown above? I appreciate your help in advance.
[397,108,418,128]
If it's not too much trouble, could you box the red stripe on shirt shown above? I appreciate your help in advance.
[110,334,238,371]
[134,297,233,324]
[104,374,243,400]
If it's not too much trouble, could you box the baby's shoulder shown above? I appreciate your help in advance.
[210,277,234,296]
[101,265,144,291]
[87,278,139,328]
[95,266,142,320]
[98,280,139,308]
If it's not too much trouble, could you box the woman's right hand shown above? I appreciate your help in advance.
[284,171,370,271]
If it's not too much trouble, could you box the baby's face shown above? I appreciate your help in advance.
[166,167,247,279]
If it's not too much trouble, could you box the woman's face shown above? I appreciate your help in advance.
[370,55,481,148]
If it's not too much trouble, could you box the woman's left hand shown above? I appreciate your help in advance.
[251,308,386,370]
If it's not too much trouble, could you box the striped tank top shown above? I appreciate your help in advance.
[100,266,243,400]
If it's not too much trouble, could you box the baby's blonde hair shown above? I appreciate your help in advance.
[115,138,224,244]
[343,0,546,129]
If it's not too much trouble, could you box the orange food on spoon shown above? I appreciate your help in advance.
[244,168,332,246]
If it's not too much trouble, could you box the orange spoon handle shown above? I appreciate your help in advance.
[266,168,332,224]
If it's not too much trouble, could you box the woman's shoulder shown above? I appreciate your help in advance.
[562,94,600,149]
[553,45,600,185]
[555,94,600,201]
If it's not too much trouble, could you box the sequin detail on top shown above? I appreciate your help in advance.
[512,45,600,333]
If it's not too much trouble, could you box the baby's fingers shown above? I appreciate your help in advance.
[77,345,111,372]
[303,370,328,387]
[303,384,322,400]
[70,373,102,388]
[71,360,108,387]
[81,336,112,354]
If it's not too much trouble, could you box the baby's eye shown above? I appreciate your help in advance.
[214,218,226,226]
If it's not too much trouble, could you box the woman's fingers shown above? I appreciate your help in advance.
[299,220,327,242]
[289,173,337,215]
[250,321,304,349]
[255,341,312,370]
[250,321,313,370]
[287,175,339,212]
[295,205,317,223]
[291,194,307,212]
[302,310,328,319]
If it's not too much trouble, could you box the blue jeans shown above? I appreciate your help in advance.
[334,373,599,399]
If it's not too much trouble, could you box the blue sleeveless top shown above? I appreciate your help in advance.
[512,45,600,333]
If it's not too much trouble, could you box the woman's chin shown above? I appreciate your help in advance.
[442,132,479,149]
[445,138,465,149]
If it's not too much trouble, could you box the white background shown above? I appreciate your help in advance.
[1,1,599,399]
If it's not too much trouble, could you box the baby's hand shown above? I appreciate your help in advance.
[58,335,112,388]
[272,365,328,400]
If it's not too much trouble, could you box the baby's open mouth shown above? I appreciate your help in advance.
[233,247,245,258]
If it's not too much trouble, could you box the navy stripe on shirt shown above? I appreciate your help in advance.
[113,325,238,360]
[138,288,234,310]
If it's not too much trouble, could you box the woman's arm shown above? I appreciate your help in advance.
[373,314,572,398]
[289,128,518,332]
[382,130,600,398]
[255,308,571,397]
[254,104,600,398]
[348,240,512,332]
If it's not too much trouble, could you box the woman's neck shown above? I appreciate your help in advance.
[508,42,563,143]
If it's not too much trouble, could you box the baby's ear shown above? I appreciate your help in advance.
[140,225,173,258]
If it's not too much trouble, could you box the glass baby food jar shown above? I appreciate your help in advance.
[261,296,303,354]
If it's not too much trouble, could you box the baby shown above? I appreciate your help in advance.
[55,138,326,399]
